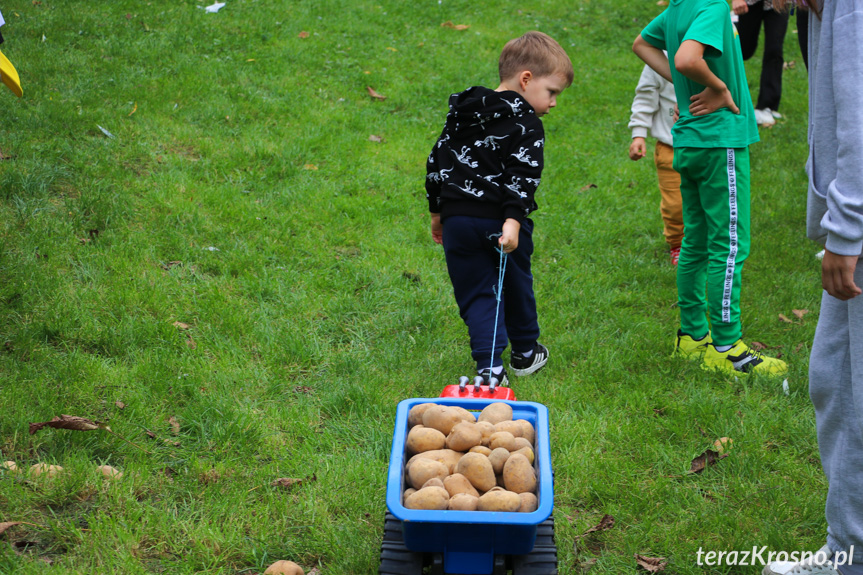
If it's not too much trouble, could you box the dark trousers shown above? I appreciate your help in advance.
[737,2,789,111]
[796,7,809,70]
[442,216,540,372]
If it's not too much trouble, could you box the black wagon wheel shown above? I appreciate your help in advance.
[511,518,558,575]
[379,512,425,575]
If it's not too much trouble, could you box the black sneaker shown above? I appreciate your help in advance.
[478,368,509,387]
[509,343,549,376]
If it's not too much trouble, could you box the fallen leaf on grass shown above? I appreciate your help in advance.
[713,437,733,453]
[635,554,668,572]
[186,335,197,350]
[578,558,598,572]
[298,30,309,39]
[303,164,318,170]
[272,473,317,491]
[0,522,22,537]
[656,0,668,5]
[579,183,598,193]
[128,102,137,116]
[795,342,806,353]
[368,134,384,142]
[779,313,793,323]
[145,430,157,439]
[307,569,322,575]
[441,21,470,30]
[783,60,796,70]
[114,401,126,409]
[294,385,314,394]
[577,514,615,538]
[173,321,191,330]
[750,341,767,351]
[160,260,182,270]
[367,86,387,100]
[29,415,105,435]
[168,416,180,435]
[689,449,728,474]
[792,309,809,320]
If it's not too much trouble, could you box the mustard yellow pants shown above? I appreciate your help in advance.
[654,141,684,249]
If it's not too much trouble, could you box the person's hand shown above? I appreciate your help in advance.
[499,218,521,253]
[689,85,739,116]
[430,213,443,245]
[732,0,749,15]
[822,250,862,300]
[629,137,647,161]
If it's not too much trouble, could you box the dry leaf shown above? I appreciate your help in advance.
[29,415,104,435]
[368,134,383,142]
[298,30,309,39]
[186,335,197,350]
[303,164,318,170]
[367,86,387,100]
[689,449,728,474]
[115,401,126,409]
[168,416,180,435]
[635,554,668,572]
[160,260,182,270]
[795,342,806,353]
[779,313,793,323]
[294,385,314,394]
[783,60,796,70]
[441,21,470,30]
[792,309,809,320]
[656,0,669,4]
[173,321,191,330]
[579,183,598,192]
[272,473,317,491]
[713,437,733,453]
[145,430,157,439]
[0,522,22,537]
[128,102,137,116]
[577,514,615,538]
[307,569,322,575]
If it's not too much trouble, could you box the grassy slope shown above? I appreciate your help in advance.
[0,0,821,573]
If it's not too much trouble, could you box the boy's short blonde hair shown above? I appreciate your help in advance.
[499,31,574,87]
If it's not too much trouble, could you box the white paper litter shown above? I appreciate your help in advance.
[782,379,790,396]
[815,249,825,260]
[203,2,226,13]
[96,125,115,139]
[203,246,220,252]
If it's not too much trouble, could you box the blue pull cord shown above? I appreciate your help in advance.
[488,248,507,378]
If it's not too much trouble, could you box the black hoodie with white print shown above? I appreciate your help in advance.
[426,86,544,223]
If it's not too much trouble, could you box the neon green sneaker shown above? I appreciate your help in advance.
[703,340,788,376]
[673,330,712,359]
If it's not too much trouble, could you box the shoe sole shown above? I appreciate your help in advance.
[700,361,788,377]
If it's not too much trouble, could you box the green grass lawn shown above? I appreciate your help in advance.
[0,1,824,573]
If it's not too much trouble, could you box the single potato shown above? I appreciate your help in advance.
[408,403,438,428]
[29,463,63,478]
[423,405,464,436]
[408,458,449,489]
[443,473,480,498]
[515,419,535,445]
[455,452,496,492]
[96,465,123,480]
[264,560,304,575]
[448,493,479,511]
[476,421,496,446]
[406,426,447,454]
[478,402,513,425]
[488,447,511,475]
[488,431,517,452]
[513,446,535,465]
[446,421,483,452]
[493,420,523,437]
[421,477,445,489]
[407,449,463,474]
[404,486,450,510]
[469,445,492,457]
[502,453,536,494]
[518,492,538,513]
[477,488,521,512]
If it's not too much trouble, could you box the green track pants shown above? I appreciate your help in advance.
[673,147,751,346]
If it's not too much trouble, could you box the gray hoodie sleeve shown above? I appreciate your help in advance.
[814,4,863,256]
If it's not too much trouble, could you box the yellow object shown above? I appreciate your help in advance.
[0,49,22,97]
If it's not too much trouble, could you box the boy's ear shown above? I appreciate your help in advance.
[518,70,533,91]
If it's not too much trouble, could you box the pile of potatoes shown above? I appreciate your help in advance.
[402,402,538,513]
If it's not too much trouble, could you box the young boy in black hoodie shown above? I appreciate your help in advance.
[426,31,573,385]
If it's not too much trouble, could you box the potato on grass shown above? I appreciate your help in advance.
[422,406,464,436]
[264,560,304,575]
[478,402,513,425]
[502,453,536,494]
[29,463,63,478]
[404,486,450,510]
[1,461,18,473]
[455,452,496,492]
[448,493,479,511]
[96,465,123,480]
[406,425,446,454]
[518,492,538,513]
[446,421,482,452]
[477,487,521,512]
[408,403,437,428]
[408,458,449,490]
[443,473,479,498]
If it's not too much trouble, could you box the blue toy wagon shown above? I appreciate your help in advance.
[380,397,558,575]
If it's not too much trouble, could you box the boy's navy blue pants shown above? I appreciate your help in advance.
[442,216,540,372]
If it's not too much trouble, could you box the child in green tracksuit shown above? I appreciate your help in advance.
[633,0,786,376]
